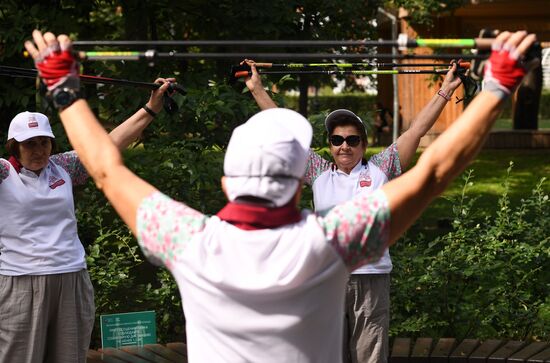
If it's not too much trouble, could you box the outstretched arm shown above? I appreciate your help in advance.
[109,77,175,151]
[25,31,157,234]
[62,101,156,234]
[241,59,277,110]
[382,31,536,244]
[396,62,463,169]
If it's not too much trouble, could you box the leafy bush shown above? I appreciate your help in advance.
[284,93,377,119]
[390,164,549,340]
[78,81,252,347]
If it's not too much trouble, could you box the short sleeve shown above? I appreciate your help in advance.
[319,189,390,271]
[0,159,10,183]
[304,149,332,186]
[370,142,402,180]
[137,191,209,269]
[50,151,89,185]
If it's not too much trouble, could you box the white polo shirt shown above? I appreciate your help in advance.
[305,144,402,274]
[0,152,88,276]
[137,189,391,363]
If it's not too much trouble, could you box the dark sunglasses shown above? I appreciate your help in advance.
[329,135,362,147]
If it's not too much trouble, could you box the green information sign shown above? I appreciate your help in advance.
[100,310,157,348]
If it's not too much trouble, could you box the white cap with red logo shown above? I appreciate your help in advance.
[8,112,55,142]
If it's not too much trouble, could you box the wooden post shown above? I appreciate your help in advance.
[513,46,543,130]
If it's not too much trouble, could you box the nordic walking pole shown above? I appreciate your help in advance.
[251,61,471,69]
[23,50,484,61]
[70,36,495,49]
[0,65,185,94]
[232,69,466,78]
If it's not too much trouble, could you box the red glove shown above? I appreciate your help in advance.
[35,46,80,91]
[483,43,526,99]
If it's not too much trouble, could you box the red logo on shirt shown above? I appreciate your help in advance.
[359,176,372,187]
[49,176,66,189]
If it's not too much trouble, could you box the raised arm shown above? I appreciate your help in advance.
[241,59,278,110]
[382,31,536,243]
[396,62,463,169]
[109,77,175,151]
[25,31,157,234]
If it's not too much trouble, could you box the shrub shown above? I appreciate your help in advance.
[390,164,549,340]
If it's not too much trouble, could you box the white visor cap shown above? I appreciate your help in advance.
[224,108,312,207]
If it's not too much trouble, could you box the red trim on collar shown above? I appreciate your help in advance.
[216,201,302,230]
[8,156,22,173]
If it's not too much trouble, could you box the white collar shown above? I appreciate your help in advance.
[333,160,364,176]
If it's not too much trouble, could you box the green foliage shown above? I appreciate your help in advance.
[391,164,549,340]
[2,0,549,347]
[285,93,378,144]
[385,0,468,25]
[285,93,377,117]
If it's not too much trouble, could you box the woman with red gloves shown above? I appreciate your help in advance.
[22,30,536,363]
[0,71,175,362]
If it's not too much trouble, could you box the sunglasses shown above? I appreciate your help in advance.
[329,135,362,147]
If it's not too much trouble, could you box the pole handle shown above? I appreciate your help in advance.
[234,71,251,78]
[473,38,494,50]
[253,63,273,68]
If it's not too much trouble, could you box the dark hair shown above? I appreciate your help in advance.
[5,137,57,158]
[234,195,275,207]
[327,116,368,147]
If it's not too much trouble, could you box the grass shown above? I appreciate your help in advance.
[363,147,550,237]
[493,118,550,130]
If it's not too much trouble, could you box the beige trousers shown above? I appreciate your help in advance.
[0,270,95,363]
[343,273,390,363]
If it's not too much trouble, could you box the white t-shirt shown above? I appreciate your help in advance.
[0,152,88,276]
[137,190,391,362]
[304,144,402,274]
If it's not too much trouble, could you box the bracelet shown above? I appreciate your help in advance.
[143,104,157,117]
[437,89,451,102]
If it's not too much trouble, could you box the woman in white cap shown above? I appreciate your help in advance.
[0,78,174,363]
[244,59,462,362]
[24,29,535,363]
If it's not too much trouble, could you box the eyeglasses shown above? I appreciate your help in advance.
[329,135,361,147]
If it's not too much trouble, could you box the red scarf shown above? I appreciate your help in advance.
[216,201,302,230]
[8,156,22,173]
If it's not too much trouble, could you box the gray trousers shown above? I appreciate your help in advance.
[0,270,95,363]
[343,274,390,363]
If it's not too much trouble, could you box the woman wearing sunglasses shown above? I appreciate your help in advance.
[243,59,462,363]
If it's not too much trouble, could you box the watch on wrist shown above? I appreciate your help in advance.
[51,87,81,110]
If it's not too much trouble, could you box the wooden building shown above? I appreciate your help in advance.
[377,0,550,147]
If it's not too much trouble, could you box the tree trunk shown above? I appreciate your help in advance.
[513,47,542,130]
[298,75,309,118]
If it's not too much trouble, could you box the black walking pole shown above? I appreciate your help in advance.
[0,65,185,114]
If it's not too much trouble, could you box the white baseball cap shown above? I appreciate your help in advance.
[325,109,367,136]
[8,112,55,142]
[223,108,312,207]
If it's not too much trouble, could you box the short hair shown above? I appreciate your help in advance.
[5,137,57,158]
[327,115,368,147]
